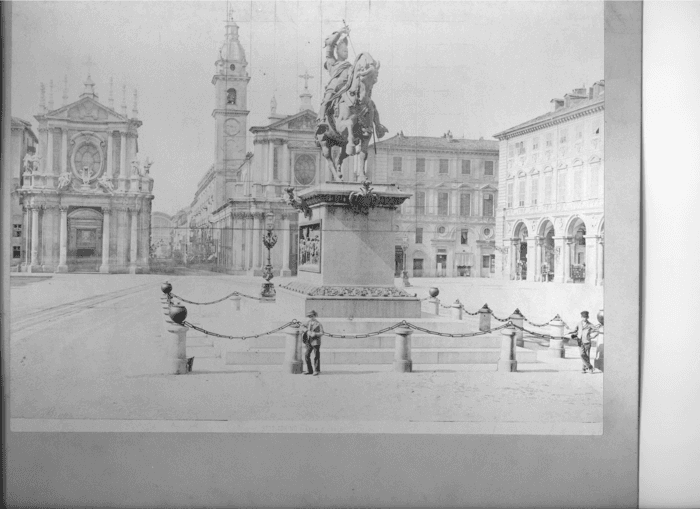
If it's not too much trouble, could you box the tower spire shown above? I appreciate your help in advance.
[121,84,127,116]
[48,80,54,110]
[39,83,46,113]
[132,89,139,118]
[62,75,68,106]
[298,70,314,112]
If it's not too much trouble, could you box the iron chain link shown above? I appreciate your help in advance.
[182,319,301,340]
[170,290,261,305]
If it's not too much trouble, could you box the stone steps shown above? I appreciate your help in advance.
[226,347,537,365]
[238,334,502,349]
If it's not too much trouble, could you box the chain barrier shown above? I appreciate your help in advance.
[509,323,602,340]
[405,321,511,337]
[169,290,261,305]
[324,321,408,339]
[491,314,510,322]
[182,319,301,340]
[461,307,480,316]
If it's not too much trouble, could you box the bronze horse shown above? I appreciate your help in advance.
[315,52,387,182]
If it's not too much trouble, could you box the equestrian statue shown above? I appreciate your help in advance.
[315,24,388,182]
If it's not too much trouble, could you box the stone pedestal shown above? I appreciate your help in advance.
[280,182,420,318]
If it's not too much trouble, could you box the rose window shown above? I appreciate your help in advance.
[294,154,316,185]
[74,143,101,179]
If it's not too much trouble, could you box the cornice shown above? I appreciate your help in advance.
[495,104,605,140]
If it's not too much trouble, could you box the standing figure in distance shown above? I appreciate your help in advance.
[568,310,598,373]
[302,310,324,376]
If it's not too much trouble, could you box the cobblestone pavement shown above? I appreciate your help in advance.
[9,273,602,433]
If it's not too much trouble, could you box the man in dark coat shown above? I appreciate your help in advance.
[302,310,324,376]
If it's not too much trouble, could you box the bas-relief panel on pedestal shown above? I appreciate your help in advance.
[298,221,321,273]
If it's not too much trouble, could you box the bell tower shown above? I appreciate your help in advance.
[213,10,250,173]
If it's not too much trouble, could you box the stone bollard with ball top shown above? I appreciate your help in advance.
[509,308,524,347]
[498,324,518,372]
[452,299,463,320]
[428,287,440,316]
[547,314,566,358]
[165,302,189,374]
[393,324,413,373]
[230,293,241,311]
[478,303,492,332]
[283,322,303,374]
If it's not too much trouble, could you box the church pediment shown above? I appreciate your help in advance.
[264,110,317,131]
[47,97,127,123]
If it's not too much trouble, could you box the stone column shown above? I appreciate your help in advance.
[99,208,111,273]
[252,214,263,273]
[283,323,303,374]
[56,206,68,272]
[553,236,566,283]
[268,142,275,183]
[46,128,54,174]
[41,206,57,271]
[24,207,31,268]
[29,207,40,270]
[509,308,524,347]
[116,207,128,270]
[61,128,68,174]
[129,208,139,274]
[281,217,291,276]
[120,132,127,190]
[526,237,537,281]
[245,215,254,270]
[510,239,519,280]
[565,238,575,282]
[597,237,605,286]
[534,236,543,282]
[106,130,114,178]
[282,142,291,184]
[498,328,517,372]
[585,235,598,286]
[547,316,566,358]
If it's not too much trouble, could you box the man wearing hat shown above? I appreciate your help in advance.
[302,310,324,376]
[568,311,598,373]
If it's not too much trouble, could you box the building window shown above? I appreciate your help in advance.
[13,224,22,237]
[576,124,584,141]
[559,128,568,144]
[438,192,449,215]
[460,193,471,216]
[439,159,449,174]
[558,169,568,202]
[532,137,539,151]
[438,226,446,234]
[530,176,539,205]
[544,173,553,204]
[590,164,600,199]
[415,227,423,244]
[483,255,490,269]
[461,160,471,175]
[13,246,21,259]
[415,191,426,215]
[508,145,515,158]
[490,254,496,273]
[507,181,514,208]
[416,158,425,173]
[484,161,494,176]
[393,156,402,172]
[483,194,494,217]
[272,147,279,180]
[573,167,583,201]
[518,178,526,207]
[516,141,526,155]
[460,229,468,245]
[546,133,553,148]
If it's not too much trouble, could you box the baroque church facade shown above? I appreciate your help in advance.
[17,75,154,273]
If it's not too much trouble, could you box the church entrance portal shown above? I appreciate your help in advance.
[68,208,103,272]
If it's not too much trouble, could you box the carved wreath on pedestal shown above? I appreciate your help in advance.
[348,180,379,215]
[284,187,312,219]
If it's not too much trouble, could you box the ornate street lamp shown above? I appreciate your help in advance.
[401,233,411,287]
[261,214,277,301]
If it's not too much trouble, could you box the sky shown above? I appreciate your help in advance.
[10,0,603,215]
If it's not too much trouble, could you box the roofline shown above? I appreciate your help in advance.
[493,97,604,140]
[250,109,316,132]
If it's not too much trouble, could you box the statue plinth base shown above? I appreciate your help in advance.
[282,182,420,318]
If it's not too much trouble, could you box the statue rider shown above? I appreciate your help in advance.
[317,25,387,139]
